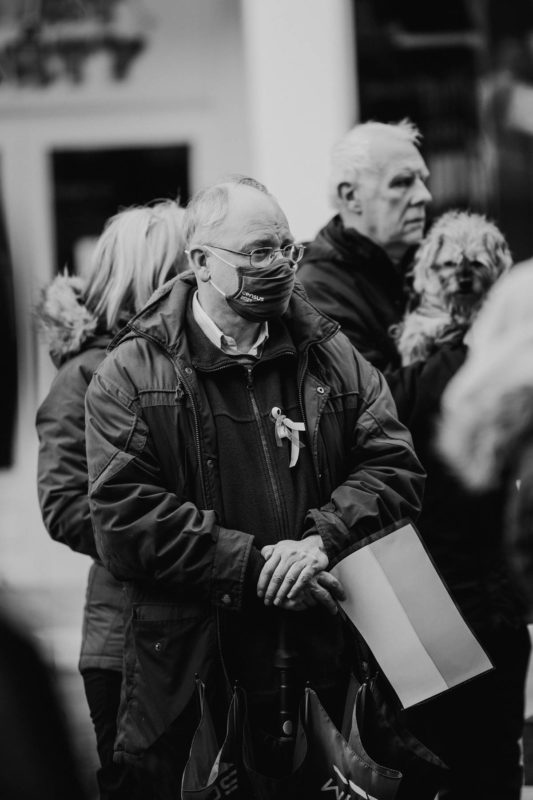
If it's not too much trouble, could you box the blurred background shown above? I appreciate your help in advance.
[2,0,533,794]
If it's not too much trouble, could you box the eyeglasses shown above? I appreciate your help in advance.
[202,243,305,268]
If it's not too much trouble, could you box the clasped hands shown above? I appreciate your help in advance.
[257,535,345,615]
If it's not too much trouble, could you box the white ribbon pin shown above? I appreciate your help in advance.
[270,407,305,468]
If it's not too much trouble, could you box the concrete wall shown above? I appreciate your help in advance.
[242,0,357,240]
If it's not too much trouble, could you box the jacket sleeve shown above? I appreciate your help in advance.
[85,351,263,610]
[303,348,426,564]
[36,355,99,559]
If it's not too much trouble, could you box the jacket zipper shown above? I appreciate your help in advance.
[296,350,323,499]
[246,365,287,541]
[173,365,208,508]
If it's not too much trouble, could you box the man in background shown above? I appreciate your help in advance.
[298,120,431,372]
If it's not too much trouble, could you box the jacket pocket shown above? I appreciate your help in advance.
[116,602,216,759]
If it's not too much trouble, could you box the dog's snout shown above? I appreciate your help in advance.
[457,256,474,292]
[458,275,473,292]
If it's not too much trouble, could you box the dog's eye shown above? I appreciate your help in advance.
[469,260,485,269]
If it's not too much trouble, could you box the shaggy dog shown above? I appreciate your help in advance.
[392,210,512,366]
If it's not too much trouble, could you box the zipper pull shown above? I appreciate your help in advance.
[246,367,253,388]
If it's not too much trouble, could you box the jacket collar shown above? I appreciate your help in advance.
[187,309,296,372]
[314,214,414,295]
[113,272,339,357]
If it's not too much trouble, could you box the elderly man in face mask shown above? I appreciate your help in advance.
[85,175,425,799]
[298,119,432,373]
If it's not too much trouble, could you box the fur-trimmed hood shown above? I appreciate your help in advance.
[438,263,533,490]
[36,273,99,367]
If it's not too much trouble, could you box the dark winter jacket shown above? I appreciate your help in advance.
[85,272,425,761]
[36,275,125,672]
[387,342,526,635]
[298,215,412,372]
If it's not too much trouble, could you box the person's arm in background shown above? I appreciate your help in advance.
[36,351,101,559]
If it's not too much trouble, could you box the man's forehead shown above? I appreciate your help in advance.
[370,138,428,176]
[219,184,290,238]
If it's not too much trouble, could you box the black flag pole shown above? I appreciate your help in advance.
[274,610,298,741]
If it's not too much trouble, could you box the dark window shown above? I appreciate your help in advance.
[51,144,189,273]
[354,0,533,260]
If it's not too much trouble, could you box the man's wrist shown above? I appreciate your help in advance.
[305,533,325,551]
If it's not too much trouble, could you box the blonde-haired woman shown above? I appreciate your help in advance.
[36,199,186,800]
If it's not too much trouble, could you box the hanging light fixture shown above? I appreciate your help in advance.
[0,0,147,87]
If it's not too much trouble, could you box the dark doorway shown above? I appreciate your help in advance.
[51,144,189,273]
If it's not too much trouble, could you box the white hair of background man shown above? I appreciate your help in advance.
[328,119,422,209]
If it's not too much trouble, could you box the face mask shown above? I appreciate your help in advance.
[208,251,296,322]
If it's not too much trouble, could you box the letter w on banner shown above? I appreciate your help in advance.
[331,521,493,708]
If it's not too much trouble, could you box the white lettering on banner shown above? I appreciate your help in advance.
[320,780,351,800]
[219,766,239,794]
[320,764,375,799]
[205,765,239,799]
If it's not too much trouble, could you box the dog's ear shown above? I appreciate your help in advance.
[412,233,444,294]
[481,231,513,278]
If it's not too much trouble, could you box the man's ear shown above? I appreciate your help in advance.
[188,246,210,281]
[338,182,362,214]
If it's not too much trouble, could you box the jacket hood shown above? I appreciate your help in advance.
[438,264,533,490]
[36,273,99,367]
[117,271,339,356]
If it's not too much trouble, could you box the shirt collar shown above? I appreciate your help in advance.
[192,291,269,358]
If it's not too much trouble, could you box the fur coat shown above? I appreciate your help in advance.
[36,272,99,367]
[35,273,125,670]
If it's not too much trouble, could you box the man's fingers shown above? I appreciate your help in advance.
[261,545,275,560]
[315,571,346,602]
[285,564,316,600]
[268,564,301,605]
[256,551,281,597]
[263,558,300,604]
[276,593,314,612]
[257,538,329,603]
[261,554,301,603]
[307,580,338,615]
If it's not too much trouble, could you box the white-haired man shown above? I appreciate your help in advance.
[298,120,431,372]
[85,175,425,797]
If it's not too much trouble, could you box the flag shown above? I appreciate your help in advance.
[331,521,492,708]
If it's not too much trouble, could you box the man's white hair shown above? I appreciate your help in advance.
[328,119,422,209]
[184,175,270,249]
